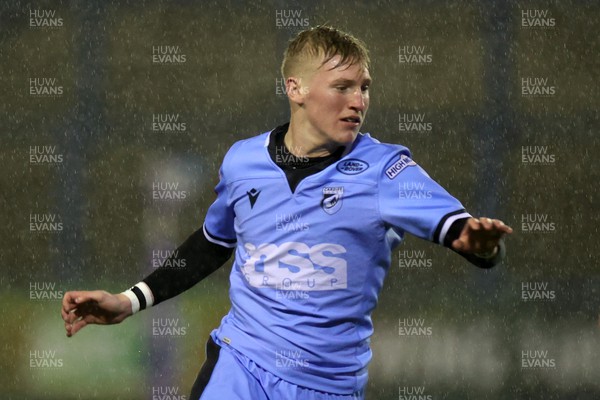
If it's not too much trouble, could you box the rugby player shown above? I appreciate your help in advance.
[62,25,512,399]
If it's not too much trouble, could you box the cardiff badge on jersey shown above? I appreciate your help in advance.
[321,186,344,215]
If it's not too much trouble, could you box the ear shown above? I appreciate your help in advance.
[285,76,307,105]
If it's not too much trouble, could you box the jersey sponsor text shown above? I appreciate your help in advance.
[241,241,347,291]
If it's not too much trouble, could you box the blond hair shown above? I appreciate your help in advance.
[281,25,370,79]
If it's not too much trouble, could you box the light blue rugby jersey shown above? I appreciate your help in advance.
[203,129,470,394]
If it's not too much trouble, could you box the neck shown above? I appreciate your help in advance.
[285,116,342,158]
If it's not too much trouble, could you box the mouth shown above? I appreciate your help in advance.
[340,116,362,126]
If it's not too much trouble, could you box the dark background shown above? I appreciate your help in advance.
[1,1,598,399]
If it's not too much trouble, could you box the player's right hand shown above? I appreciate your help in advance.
[61,290,133,337]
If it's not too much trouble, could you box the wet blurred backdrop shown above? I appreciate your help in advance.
[1,0,599,399]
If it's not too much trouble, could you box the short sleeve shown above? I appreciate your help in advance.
[203,161,237,248]
[378,150,471,245]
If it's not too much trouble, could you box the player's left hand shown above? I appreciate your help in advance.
[452,217,513,256]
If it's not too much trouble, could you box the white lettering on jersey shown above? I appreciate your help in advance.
[241,242,348,291]
[385,154,416,179]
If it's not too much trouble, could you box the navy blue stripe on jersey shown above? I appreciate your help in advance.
[433,209,470,245]
[189,336,222,400]
[443,217,469,248]
[203,224,236,248]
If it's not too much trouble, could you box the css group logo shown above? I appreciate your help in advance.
[241,241,348,291]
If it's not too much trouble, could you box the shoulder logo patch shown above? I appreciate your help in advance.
[385,154,416,179]
[336,159,369,175]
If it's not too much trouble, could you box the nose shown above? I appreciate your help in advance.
[349,88,367,113]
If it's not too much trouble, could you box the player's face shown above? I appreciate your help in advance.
[300,55,371,147]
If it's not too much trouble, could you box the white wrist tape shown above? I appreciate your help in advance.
[121,282,154,314]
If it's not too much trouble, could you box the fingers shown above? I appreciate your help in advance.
[69,317,89,336]
[66,315,94,337]
[454,237,496,254]
[65,321,75,337]
[64,313,83,337]
[70,291,103,305]
[62,291,105,314]
[63,305,86,325]
[456,217,512,254]
[454,237,494,253]
[452,238,466,251]
[470,218,514,235]
[62,291,79,315]
[494,219,514,234]
[467,218,483,231]
[62,290,106,336]
[61,307,75,324]
[62,291,82,325]
[479,218,493,230]
[470,217,496,231]
[64,309,103,337]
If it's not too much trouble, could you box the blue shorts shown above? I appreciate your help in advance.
[190,335,365,400]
